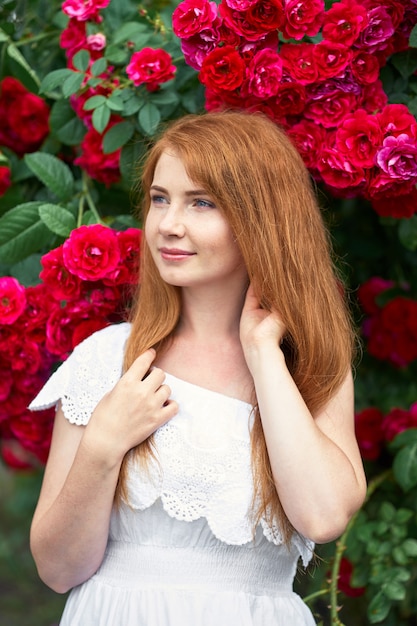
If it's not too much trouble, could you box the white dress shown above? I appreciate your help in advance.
[29,323,316,626]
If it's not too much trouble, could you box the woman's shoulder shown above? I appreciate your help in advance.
[28,322,131,424]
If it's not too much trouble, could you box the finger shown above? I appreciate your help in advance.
[125,349,156,380]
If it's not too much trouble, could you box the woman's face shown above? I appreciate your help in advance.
[145,150,247,292]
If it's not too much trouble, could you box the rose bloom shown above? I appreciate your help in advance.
[317,148,366,190]
[59,18,87,58]
[355,407,385,461]
[355,5,395,53]
[219,0,284,41]
[322,0,369,46]
[71,83,114,129]
[103,228,141,286]
[376,103,417,138]
[367,297,417,367]
[338,558,366,597]
[335,109,383,168]
[172,0,219,38]
[126,48,176,92]
[371,186,417,219]
[281,0,324,41]
[45,299,98,356]
[382,404,417,442]
[10,409,53,464]
[63,224,121,282]
[245,49,283,99]
[376,134,417,181]
[357,276,394,315]
[350,50,380,85]
[40,245,82,301]
[224,0,259,8]
[304,89,358,129]
[18,284,50,344]
[0,77,49,157]
[280,43,318,85]
[199,46,245,93]
[313,41,352,81]
[62,0,111,22]
[0,277,26,325]
[0,369,13,402]
[181,32,219,71]
[0,165,11,197]
[360,79,388,114]
[9,339,42,375]
[287,120,327,170]
[74,120,121,185]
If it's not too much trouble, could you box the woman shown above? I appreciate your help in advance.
[29,111,367,625]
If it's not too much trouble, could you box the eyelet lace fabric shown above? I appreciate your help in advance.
[29,322,313,567]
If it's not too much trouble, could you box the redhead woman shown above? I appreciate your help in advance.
[29,111,367,626]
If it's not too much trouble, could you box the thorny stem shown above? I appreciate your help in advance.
[77,170,104,226]
[328,470,393,625]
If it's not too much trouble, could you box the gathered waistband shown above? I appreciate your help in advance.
[93,541,297,595]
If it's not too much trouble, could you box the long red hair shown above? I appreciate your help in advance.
[117,111,356,540]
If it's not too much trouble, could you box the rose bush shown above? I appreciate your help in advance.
[1,1,417,624]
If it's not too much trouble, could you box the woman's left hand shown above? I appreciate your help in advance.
[239,284,286,356]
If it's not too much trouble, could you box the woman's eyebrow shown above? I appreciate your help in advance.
[150,184,210,197]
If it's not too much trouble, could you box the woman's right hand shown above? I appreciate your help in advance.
[84,348,178,466]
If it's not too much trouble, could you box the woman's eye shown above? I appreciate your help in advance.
[150,194,167,204]
[195,199,215,208]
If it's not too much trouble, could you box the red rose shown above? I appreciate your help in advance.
[360,80,388,114]
[355,407,384,461]
[317,148,366,191]
[126,48,176,91]
[350,51,380,85]
[0,277,26,325]
[305,89,357,129]
[313,41,352,80]
[63,224,121,282]
[382,405,417,442]
[172,0,219,38]
[103,228,141,286]
[219,0,284,41]
[338,558,366,597]
[282,0,324,41]
[74,119,121,185]
[0,77,50,157]
[357,277,394,315]
[376,103,417,138]
[335,109,383,168]
[59,17,87,58]
[271,81,306,119]
[45,299,95,356]
[371,187,417,219]
[245,48,283,99]
[0,165,11,196]
[71,318,109,348]
[199,46,245,93]
[322,0,369,47]
[40,245,82,301]
[287,120,327,170]
[368,297,417,367]
[9,409,53,464]
[280,43,318,85]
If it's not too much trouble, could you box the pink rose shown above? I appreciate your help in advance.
[281,0,324,41]
[180,32,219,70]
[376,134,417,181]
[172,0,219,38]
[126,48,176,91]
[62,0,111,22]
[199,46,245,93]
[355,5,395,54]
[322,0,369,47]
[335,109,383,168]
[245,49,283,99]
[0,277,26,325]
[62,224,121,282]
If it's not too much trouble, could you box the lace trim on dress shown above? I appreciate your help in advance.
[28,322,314,566]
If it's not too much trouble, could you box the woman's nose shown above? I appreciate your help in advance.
[158,205,185,237]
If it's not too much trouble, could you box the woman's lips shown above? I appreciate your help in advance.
[159,247,196,261]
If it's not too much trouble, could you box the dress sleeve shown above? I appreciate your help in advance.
[28,322,131,426]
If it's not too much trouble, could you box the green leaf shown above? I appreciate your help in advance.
[49,100,86,146]
[106,95,124,112]
[389,427,417,451]
[138,102,161,136]
[0,202,52,264]
[121,93,143,116]
[409,24,417,48]
[368,591,391,623]
[393,442,417,491]
[81,210,99,225]
[383,580,406,601]
[379,501,396,523]
[39,69,75,94]
[103,121,135,154]
[391,49,417,79]
[83,95,107,111]
[150,90,180,106]
[72,49,90,72]
[398,215,417,251]
[24,153,74,202]
[0,28,9,43]
[120,141,147,187]
[91,57,107,76]
[92,105,111,133]
[402,538,417,557]
[62,71,84,97]
[6,43,40,88]
[392,546,409,566]
[112,21,148,45]
[9,254,43,287]
[105,44,128,65]
[38,204,77,237]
